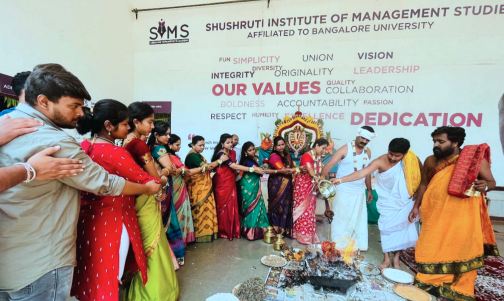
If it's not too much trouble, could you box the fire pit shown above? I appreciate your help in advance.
[303,240,362,294]
[305,252,361,293]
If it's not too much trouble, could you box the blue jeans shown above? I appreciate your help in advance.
[0,267,73,301]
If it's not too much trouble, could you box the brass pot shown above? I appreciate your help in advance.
[273,234,286,251]
[263,226,276,244]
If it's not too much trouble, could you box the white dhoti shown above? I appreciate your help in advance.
[330,190,368,250]
[375,162,418,253]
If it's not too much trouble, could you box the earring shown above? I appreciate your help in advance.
[108,131,111,135]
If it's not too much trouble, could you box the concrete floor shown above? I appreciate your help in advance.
[67,179,504,301]
[176,221,410,301]
[68,219,504,301]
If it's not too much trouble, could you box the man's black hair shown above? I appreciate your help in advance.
[361,125,375,133]
[388,138,410,154]
[24,64,91,106]
[431,126,466,147]
[11,71,31,97]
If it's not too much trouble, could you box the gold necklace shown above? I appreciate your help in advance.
[129,132,140,139]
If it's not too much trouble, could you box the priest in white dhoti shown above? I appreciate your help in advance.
[321,126,376,251]
[332,138,421,270]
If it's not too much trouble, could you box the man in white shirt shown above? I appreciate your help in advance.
[232,134,241,163]
[321,126,375,251]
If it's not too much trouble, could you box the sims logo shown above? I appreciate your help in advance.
[149,19,189,45]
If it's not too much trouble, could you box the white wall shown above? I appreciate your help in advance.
[0,0,135,104]
[2,0,504,216]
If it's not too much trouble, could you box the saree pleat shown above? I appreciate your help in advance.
[151,146,185,259]
[171,174,196,246]
[240,171,269,240]
[267,174,294,238]
[292,172,319,245]
[126,194,179,301]
[163,183,185,259]
[213,163,241,240]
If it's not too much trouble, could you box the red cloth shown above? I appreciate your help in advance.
[170,154,187,169]
[213,152,241,240]
[299,152,314,167]
[448,144,491,198]
[230,149,237,163]
[123,137,154,168]
[268,153,285,170]
[71,141,156,301]
[293,152,319,244]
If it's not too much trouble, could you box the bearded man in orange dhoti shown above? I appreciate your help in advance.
[409,126,499,301]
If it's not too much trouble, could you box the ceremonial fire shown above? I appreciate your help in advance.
[305,240,361,293]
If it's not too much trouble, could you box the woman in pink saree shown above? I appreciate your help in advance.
[293,138,328,245]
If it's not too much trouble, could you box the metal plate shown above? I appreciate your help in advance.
[393,284,431,301]
[261,255,288,268]
[382,268,415,284]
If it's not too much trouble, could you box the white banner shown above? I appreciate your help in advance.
[133,0,504,182]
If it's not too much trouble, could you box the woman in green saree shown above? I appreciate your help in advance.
[123,102,179,301]
[148,121,185,265]
[239,142,273,240]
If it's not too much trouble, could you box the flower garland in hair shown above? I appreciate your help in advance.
[352,141,368,172]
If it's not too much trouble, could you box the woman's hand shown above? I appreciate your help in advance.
[155,190,166,202]
[254,167,264,174]
[0,115,43,146]
[145,179,162,195]
[27,146,86,180]
[161,168,170,177]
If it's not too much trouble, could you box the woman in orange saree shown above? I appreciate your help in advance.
[292,138,328,245]
[184,135,219,243]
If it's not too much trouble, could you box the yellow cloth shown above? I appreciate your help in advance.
[414,162,499,301]
[403,150,421,197]
[127,194,179,301]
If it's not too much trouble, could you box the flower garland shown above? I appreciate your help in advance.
[352,141,368,172]
[309,149,323,176]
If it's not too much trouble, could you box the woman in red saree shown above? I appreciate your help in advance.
[293,138,328,245]
[71,99,162,301]
[211,134,264,240]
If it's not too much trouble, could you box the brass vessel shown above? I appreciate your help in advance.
[263,226,276,244]
[273,233,286,251]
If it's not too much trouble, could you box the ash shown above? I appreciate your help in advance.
[306,252,360,281]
